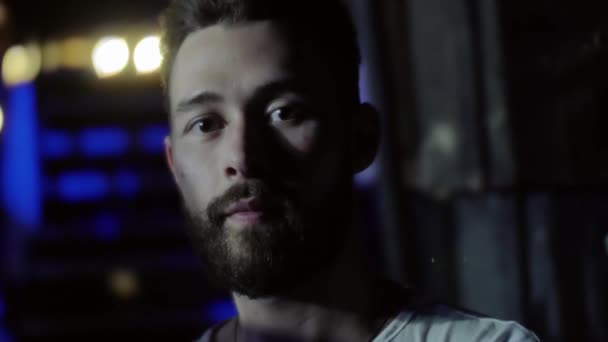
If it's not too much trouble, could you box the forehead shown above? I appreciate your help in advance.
[169,21,312,113]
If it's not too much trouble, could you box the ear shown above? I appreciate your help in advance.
[351,103,381,174]
[164,136,177,181]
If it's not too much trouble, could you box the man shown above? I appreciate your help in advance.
[160,0,539,341]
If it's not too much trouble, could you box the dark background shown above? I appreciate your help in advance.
[0,0,606,341]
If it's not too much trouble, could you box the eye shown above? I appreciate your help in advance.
[188,116,225,134]
[268,105,305,124]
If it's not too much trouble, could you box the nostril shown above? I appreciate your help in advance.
[226,167,238,177]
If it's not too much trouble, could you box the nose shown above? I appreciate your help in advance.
[222,118,261,181]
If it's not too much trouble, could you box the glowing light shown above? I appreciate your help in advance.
[92,37,129,77]
[108,268,139,300]
[206,299,238,323]
[3,46,29,85]
[57,171,110,202]
[1,83,42,227]
[41,41,61,72]
[61,37,92,69]
[134,35,162,74]
[79,127,130,157]
[2,43,42,86]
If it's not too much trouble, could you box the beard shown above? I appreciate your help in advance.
[183,178,352,299]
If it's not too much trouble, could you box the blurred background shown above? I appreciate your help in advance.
[0,0,606,341]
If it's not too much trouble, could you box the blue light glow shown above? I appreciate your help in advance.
[93,212,121,241]
[0,328,14,342]
[1,83,42,228]
[113,169,140,198]
[57,171,110,202]
[139,124,169,154]
[79,127,130,157]
[359,62,372,104]
[353,62,378,187]
[205,299,238,323]
[354,159,379,188]
[0,295,11,341]
[42,129,74,159]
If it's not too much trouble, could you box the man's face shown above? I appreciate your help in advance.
[166,21,358,298]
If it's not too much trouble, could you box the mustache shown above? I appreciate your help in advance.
[206,179,279,223]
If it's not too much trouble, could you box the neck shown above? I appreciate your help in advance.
[231,233,406,342]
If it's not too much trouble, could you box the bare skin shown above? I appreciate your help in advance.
[165,21,403,342]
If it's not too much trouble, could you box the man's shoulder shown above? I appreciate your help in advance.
[195,304,539,342]
[376,303,539,342]
[195,318,235,342]
[195,328,213,342]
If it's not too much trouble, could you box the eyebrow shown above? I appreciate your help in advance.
[174,78,310,115]
[254,78,309,100]
[175,91,223,115]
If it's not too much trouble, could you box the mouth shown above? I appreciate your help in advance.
[223,197,278,226]
[227,211,264,226]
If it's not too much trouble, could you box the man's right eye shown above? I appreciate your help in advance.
[188,117,225,134]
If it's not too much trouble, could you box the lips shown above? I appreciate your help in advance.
[223,197,276,226]
[224,197,277,218]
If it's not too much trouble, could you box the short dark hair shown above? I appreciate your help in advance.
[159,0,361,102]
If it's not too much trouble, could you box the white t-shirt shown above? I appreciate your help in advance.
[371,304,539,341]
[197,304,539,341]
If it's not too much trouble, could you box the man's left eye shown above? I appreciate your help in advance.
[268,106,303,123]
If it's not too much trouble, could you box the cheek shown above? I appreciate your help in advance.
[172,143,217,209]
[280,120,319,153]
[297,125,350,203]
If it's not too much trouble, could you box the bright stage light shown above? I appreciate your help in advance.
[92,37,129,78]
[2,43,42,86]
[134,35,162,74]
